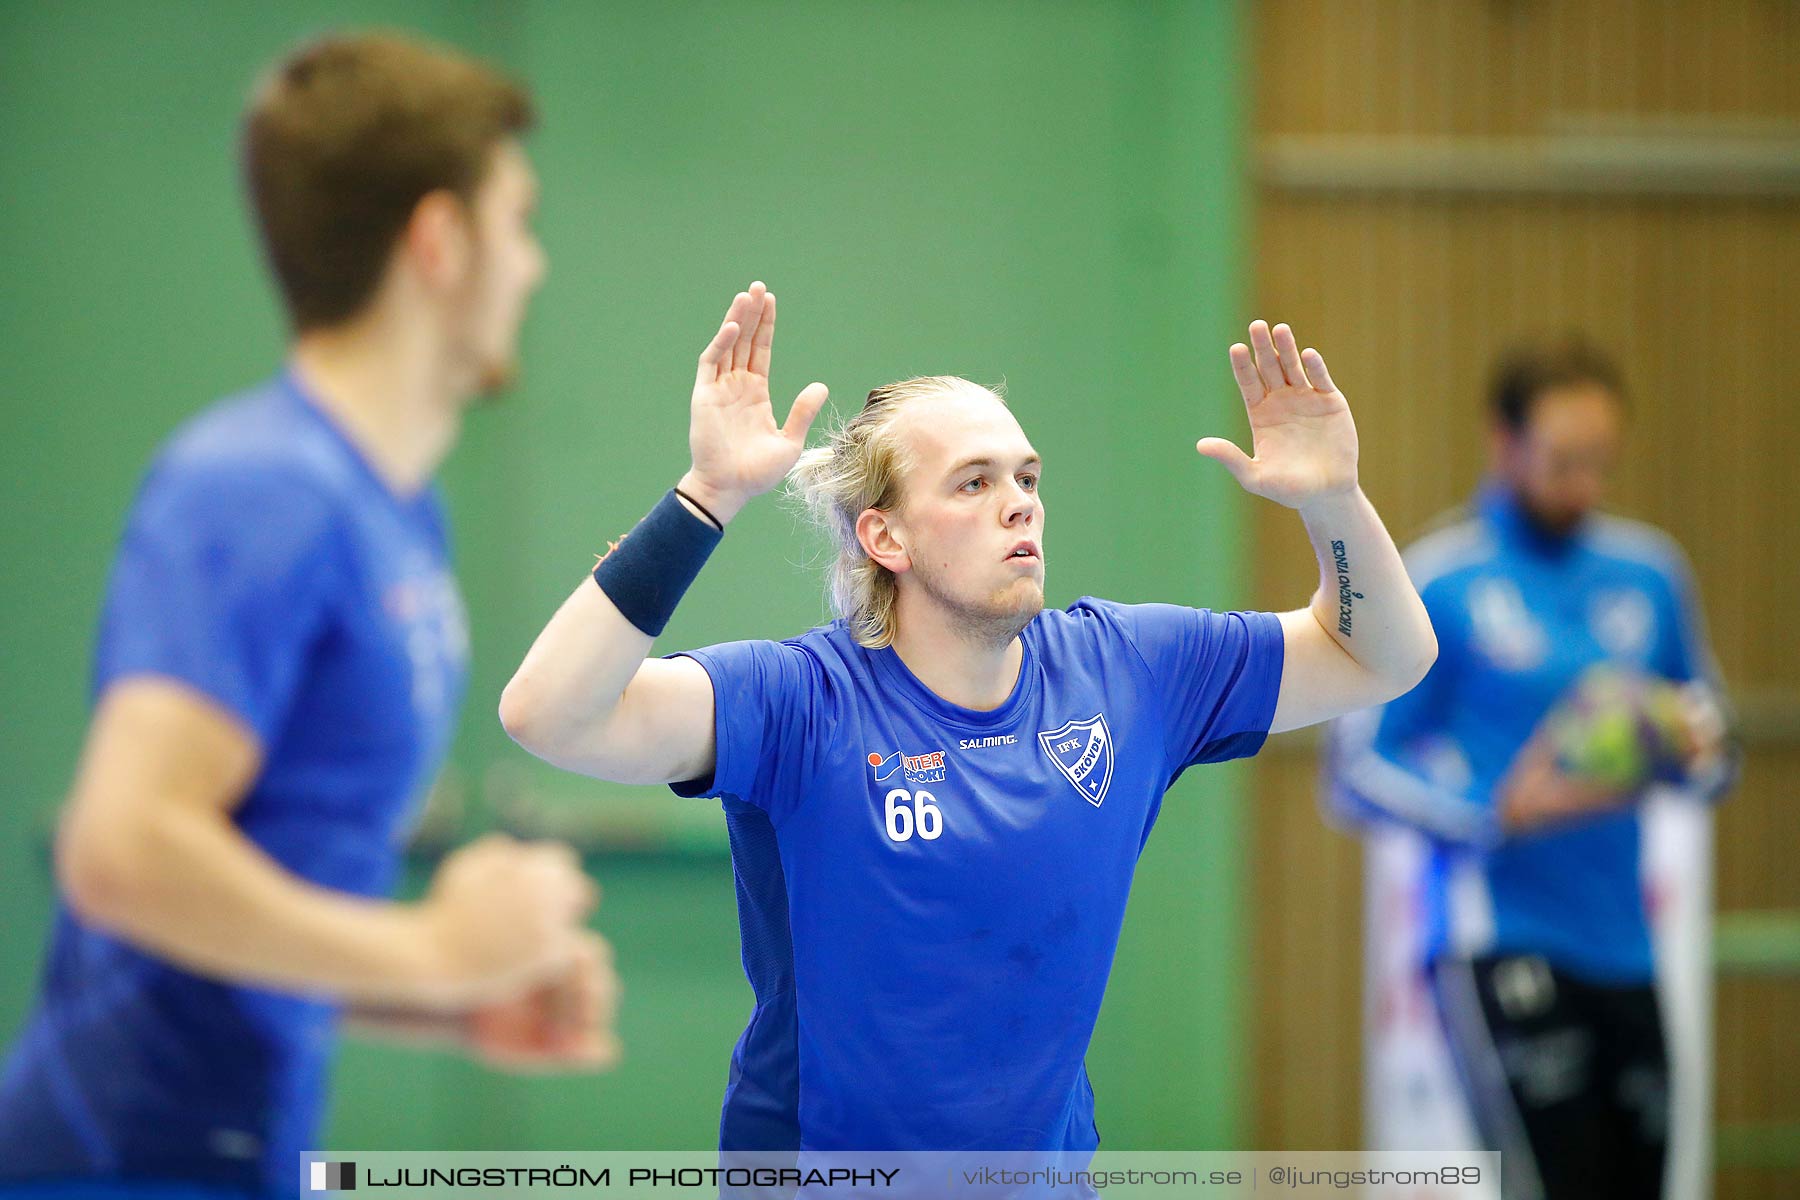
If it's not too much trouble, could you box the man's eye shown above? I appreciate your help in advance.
[1019,474,1038,491]
[961,477,986,493]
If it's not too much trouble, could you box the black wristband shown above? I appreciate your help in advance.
[591,490,724,637]
[672,486,726,532]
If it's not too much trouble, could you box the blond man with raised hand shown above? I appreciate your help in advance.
[501,283,1435,1155]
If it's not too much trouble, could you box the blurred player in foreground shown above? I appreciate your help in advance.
[1328,339,1732,1200]
[500,282,1437,1154]
[0,33,616,1200]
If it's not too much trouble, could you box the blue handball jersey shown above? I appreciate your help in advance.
[0,371,468,1197]
[1327,483,1728,985]
[671,600,1284,1151]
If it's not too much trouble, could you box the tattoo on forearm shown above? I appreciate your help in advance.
[1331,539,1361,637]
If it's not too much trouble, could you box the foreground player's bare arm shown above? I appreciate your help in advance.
[58,677,600,1013]
[1197,321,1437,733]
[500,283,827,784]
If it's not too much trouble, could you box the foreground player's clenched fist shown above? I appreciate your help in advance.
[465,929,621,1072]
[418,834,597,1007]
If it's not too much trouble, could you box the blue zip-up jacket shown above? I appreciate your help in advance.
[1327,483,1730,985]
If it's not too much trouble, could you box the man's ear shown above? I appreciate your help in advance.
[1487,423,1520,476]
[399,189,474,293]
[856,508,910,576]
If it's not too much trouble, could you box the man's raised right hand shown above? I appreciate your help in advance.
[678,281,828,526]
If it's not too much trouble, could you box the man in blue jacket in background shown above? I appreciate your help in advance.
[1328,338,1733,1200]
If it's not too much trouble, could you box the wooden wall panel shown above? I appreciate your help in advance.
[1246,4,1800,1195]
[1250,739,1363,1149]
[1256,0,1800,138]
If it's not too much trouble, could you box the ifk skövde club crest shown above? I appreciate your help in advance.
[1037,713,1114,807]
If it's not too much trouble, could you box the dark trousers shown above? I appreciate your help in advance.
[1430,954,1669,1200]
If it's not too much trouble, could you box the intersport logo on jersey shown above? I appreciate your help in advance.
[867,748,948,784]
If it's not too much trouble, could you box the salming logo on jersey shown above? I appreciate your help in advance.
[1038,714,1114,806]
[868,748,947,784]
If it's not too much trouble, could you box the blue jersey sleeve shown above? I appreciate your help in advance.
[93,461,341,744]
[1104,602,1285,776]
[1654,544,1738,801]
[667,638,832,824]
[1326,577,1502,846]
[1657,544,1719,687]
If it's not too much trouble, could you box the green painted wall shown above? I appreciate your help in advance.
[0,0,1252,1151]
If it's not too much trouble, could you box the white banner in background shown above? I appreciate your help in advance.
[1361,789,1713,1200]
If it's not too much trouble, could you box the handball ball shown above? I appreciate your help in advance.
[1547,666,1689,791]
